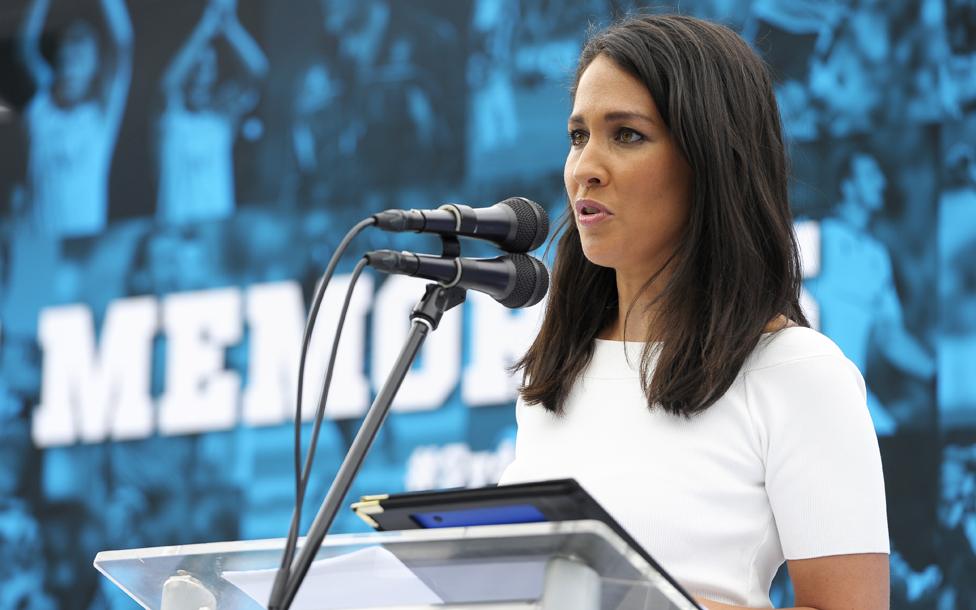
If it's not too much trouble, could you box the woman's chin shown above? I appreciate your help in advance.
[580,245,619,270]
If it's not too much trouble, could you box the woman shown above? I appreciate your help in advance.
[499,14,890,610]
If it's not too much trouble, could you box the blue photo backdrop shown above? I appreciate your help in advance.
[0,0,974,608]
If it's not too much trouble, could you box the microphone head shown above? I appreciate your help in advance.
[501,253,550,309]
[500,197,549,252]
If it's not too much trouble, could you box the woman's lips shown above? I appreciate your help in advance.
[575,199,612,227]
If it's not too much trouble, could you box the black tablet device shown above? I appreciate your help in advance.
[351,478,700,608]
[352,478,610,531]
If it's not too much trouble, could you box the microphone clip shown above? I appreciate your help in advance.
[436,203,479,236]
[438,231,462,260]
[410,283,467,331]
[411,232,467,330]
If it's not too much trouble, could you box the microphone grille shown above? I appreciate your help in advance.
[500,253,550,309]
[501,197,549,252]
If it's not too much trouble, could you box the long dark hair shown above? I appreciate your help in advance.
[516,14,809,417]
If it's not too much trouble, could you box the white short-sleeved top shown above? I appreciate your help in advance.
[499,327,889,608]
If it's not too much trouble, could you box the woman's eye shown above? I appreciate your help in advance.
[616,128,644,144]
[568,129,587,146]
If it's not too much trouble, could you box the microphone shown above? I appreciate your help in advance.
[365,250,549,309]
[371,197,549,253]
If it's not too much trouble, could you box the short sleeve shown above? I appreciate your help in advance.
[745,355,890,559]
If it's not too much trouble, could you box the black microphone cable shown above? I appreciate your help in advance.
[298,256,369,513]
[268,218,374,610]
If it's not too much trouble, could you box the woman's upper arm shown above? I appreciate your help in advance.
[745,350,890,608]
[746,353,890,557]
[788,553,890,610]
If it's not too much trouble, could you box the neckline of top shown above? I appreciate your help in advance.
[592,325,804,345]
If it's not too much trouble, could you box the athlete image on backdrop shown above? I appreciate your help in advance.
[156,0,268,226]
[0,0,973,609]
[18,0,132,238]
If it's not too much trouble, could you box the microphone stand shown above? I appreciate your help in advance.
[276,280,467,610]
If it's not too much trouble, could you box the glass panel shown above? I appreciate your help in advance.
[94,520,699,610]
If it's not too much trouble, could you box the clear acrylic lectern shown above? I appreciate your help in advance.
[94,520,701,610]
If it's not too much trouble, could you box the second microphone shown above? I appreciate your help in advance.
[365,250,549,309]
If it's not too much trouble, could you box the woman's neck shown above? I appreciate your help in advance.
[599,266,796,342]
[600,267,669,342]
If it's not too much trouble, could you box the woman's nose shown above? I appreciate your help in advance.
[572,143,609,188]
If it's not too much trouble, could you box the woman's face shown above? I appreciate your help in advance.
[564,54,692,277]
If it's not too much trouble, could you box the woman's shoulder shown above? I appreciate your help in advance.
[742,326,849,375]
[740,327,872,435]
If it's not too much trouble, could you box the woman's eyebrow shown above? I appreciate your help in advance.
[568,110,657,126]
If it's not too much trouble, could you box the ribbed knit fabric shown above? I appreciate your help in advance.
[499,327,889,608]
